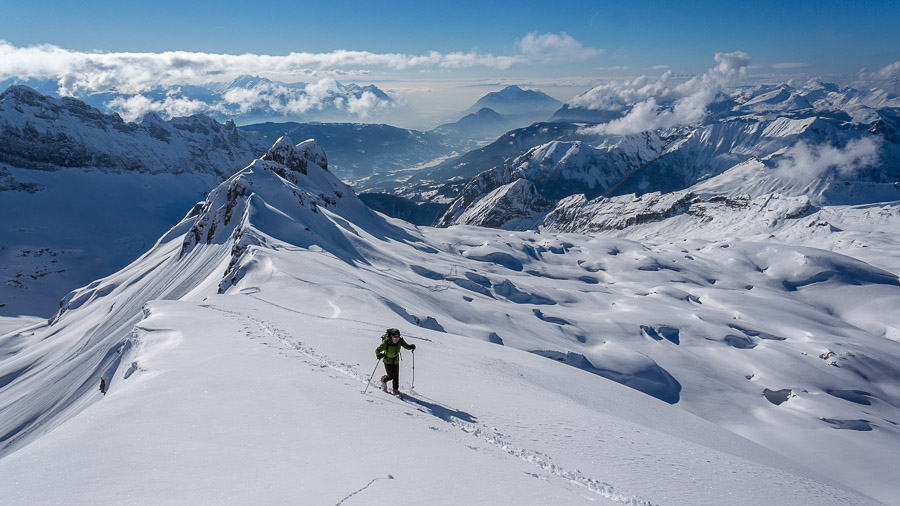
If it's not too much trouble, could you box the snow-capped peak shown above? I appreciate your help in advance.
[261,135,315,175]
[496,84,525,97]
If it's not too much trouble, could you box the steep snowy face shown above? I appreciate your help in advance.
[434,135,666,228]
[175,135,401,294]
[0,136,385,458]
[0,86,270,317]
[730,84,814,115]
[539,150,900,241]
[514,138,666,199]
[451,178,552,229]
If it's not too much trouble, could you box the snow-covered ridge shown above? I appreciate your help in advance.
[5,135,375,459]
[2,135,900,502]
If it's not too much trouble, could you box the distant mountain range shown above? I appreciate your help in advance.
[239,121,461,188]
[0,75,401,125]
[432,86,563,147]
[8,78,899,316]
[384,80,900,229]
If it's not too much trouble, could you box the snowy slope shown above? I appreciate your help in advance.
[1,139,899,503]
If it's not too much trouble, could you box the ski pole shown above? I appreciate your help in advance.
[362,358,382,394]
[411,351,415,390]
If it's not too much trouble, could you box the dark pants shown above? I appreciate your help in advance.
[382,362,400,390]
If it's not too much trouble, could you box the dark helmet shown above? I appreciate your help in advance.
[388,328,400,338]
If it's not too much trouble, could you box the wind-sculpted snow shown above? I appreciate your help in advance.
[1,138,900,502]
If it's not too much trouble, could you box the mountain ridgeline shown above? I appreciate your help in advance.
[390,80,900,230]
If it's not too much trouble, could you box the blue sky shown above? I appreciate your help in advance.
[3,0,899,73]
[1,0,899,125]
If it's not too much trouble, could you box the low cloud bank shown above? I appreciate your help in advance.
[775,137,881,182]
[104,79,394,122]
[0,33,601,96]
[577,52,751,136]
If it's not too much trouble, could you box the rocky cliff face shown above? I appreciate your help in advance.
[0,85,266,178]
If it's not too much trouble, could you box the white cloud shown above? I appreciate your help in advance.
[439,52,525,70]
[515,32,604,64]
[712,51,751,76]
[577,51,751,136]
[106,92,221,122]
[853,61,900,96]
[772,62,810,69]
[347,91,385,118]
[0,35,602,95]
[568,71,675,113]
[775,137,881,181]
[877,61,900,79]
[105,78,397,122]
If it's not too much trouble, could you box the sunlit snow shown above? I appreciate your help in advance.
[2,138,898,504]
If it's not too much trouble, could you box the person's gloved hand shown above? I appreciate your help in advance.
[409,344,416,351]
[376,353,384,359]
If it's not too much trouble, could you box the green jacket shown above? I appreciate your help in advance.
[376,337,412,365]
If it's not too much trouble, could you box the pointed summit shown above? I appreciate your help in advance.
[496,85,525,97]
[260,136,328,177]
[295,138,328,171]
[224,75,276,89]
[261,136,307,175]
[463,85,561,117]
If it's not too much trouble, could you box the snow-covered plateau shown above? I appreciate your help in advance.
[1,138,899,504]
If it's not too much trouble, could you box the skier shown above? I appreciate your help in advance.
[376,328,415,395]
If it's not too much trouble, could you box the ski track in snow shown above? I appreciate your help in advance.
[334,475,394,506]
[203,303,656,506]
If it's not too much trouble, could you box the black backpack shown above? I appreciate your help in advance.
[381,328,402,355]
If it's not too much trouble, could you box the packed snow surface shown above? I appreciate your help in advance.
[1,138,898,504]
